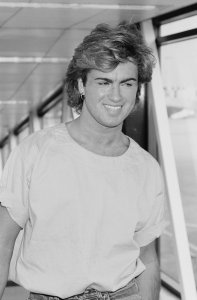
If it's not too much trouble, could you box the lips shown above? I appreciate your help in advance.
[104,104,122,110]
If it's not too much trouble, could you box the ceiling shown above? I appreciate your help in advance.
[0,0,196,140]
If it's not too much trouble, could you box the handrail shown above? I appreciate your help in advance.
[37,83,63,117]
[13,116,30,136]
[157,28,197,46]
[0,83,64,146]
[153,3,197,25]
[142,19,197,300]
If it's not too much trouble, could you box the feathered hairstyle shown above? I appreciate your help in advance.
[64,22,155,113]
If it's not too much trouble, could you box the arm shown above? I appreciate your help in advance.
[136,240,160,300]
[0,205,21,300]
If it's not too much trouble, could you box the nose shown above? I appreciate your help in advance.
[109,84,121,102]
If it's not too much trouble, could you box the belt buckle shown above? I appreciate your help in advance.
[84,289,97,300]
[83,289,109,300]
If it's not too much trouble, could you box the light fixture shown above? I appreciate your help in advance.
[0,100,28,104]
[0,57,70,63]
[0,2,156,10]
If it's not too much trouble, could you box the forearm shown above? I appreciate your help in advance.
[136,256,160,300]
[0,246,13,299]
[0,206,21,299]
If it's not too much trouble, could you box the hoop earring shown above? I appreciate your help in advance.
[80,93,85,101]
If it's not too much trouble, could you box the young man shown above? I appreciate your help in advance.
[0,23,165,300]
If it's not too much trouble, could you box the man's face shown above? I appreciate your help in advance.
[78,61,138,129]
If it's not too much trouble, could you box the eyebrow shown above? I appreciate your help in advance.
[95,77,137,83]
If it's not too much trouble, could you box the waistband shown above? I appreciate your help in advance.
[29,278,141,300]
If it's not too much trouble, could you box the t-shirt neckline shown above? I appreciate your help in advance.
[60,122,133,162]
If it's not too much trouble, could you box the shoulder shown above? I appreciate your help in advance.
[128,137,160,171]
[126,137,163,190]
[9,124,67,170]
[18,123,66,155]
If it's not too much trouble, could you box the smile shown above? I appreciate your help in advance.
[104,105,122,110]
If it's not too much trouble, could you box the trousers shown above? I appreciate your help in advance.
[28,278,142,300]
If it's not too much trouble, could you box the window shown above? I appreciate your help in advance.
[17,126,29,144]
[1,142,10,167]
[160,36,197,286]
[160,15,197,37]
[42,101,63,128]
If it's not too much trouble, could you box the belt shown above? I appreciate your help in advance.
[72,289,110,300]
[29,278,140,300]
[29,289,109,300]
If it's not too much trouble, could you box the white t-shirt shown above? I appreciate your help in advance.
[0,123,165,298]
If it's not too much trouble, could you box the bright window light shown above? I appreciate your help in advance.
[160,15,197,37]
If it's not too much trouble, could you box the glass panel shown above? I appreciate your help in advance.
[160,37,197,285]
[17,126,29,144]
[0,150,3,178]
[1,142,10,166]
[160,15,197,37]
[42,101,62,128]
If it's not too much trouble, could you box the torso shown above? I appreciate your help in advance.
[8,123,163,298]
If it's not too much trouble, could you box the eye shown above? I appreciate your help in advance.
[97,81,110,86]
[122,82,133,87]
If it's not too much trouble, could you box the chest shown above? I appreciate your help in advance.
[28,152,141,238]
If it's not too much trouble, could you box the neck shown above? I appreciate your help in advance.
[66,117,129,157]
[73,115,123,147]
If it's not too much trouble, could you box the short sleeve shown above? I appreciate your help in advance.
[0,146,29,228]
[134,160,166,247]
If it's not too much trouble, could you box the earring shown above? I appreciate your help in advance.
[80,93,85,101]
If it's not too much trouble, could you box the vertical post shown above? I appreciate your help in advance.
[0,149,3,178]
[0,133,17,167]
[29,110,42,133]
[142,20,197,300]
[9,132,17,151]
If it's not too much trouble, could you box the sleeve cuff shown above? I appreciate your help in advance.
[134,221,166,247]
[0,192,27,228]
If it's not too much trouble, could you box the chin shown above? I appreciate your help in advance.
[100,119,123,128]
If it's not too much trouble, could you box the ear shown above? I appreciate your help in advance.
[77,78,85,95]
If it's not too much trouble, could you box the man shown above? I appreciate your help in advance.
[0,23,165,300]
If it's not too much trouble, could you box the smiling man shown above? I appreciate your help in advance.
[78,62,138,127]
[0,23,165,300]
[68,62,138,157]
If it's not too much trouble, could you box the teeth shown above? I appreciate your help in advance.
[105,105,121,110]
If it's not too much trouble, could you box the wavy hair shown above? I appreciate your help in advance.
[64,22,155,113]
